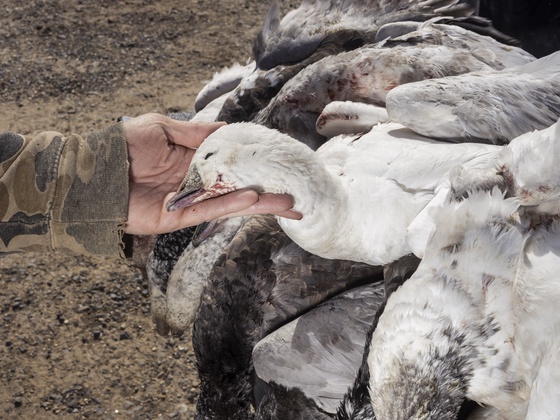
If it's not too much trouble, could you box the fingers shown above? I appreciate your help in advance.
[217,192,302,220]
[163,191,299,233]
[126,187,299,235]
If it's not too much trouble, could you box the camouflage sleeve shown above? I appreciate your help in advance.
[0,123,129,257]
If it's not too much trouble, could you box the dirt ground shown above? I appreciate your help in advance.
[0,1,294,418]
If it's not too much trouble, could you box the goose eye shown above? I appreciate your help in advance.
[204,152,215,160]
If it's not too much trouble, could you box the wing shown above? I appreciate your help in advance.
[386,51,560,143]
[253,283,385,413]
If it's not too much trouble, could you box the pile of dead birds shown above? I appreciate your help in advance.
[142,1,560,419]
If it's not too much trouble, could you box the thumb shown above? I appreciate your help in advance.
[164,119,227,149]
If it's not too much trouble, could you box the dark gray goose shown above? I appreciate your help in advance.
[253,0,479,70]
[191,214,382,419]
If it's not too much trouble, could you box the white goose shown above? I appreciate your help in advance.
[386,50,560,144]
[368,120,560,419]
[166,122,500,266]
[370,189,560,419]
[369,188,525,419]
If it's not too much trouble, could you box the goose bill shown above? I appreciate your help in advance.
[167,164,237,211]
[167,185,218,211]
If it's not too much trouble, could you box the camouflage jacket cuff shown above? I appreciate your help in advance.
[0,123,129,256]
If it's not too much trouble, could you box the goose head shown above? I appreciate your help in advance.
[167,122,337,218]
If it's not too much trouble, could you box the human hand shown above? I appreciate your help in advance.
[123,113,299,235]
